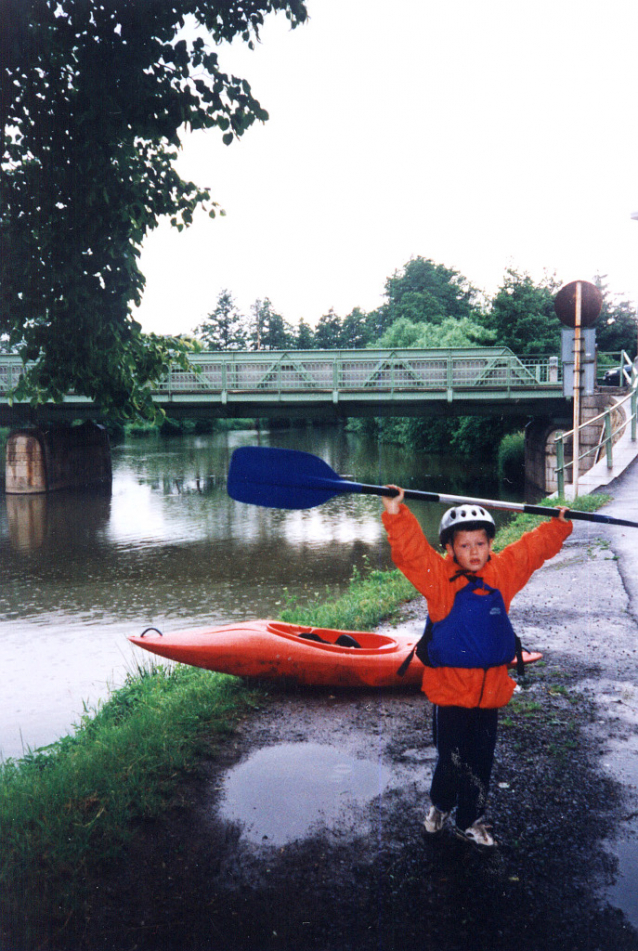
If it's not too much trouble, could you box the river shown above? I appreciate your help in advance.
[0,424,515,761]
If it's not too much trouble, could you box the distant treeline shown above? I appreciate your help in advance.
[192,258,637,359]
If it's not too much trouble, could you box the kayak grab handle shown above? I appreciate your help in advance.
[139,627,163,638]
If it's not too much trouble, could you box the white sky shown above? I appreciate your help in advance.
[135,0,638,337]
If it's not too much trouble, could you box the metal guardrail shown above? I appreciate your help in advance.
[158,349,558,395]
[555,351,638,497]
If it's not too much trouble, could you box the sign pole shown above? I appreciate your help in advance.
[572,281,582,497]
[554,279,602,499]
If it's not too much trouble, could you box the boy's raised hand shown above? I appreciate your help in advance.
[557,506,570,522]
[382,484,405,515]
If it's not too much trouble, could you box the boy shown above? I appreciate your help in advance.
[382,487,571,846]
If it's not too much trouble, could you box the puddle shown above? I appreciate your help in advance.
[219,742,392,846]
[601,733,638,929]
[606,838,638,929]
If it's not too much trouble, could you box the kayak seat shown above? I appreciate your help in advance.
[300,632,329,644]
[299,631,362,649]
[335,634,362,649]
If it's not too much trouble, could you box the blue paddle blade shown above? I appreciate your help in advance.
[228,446,360,510]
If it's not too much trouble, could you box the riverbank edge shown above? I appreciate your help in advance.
[0,492,611,946]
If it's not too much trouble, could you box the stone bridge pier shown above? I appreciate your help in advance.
[4,423,112,494]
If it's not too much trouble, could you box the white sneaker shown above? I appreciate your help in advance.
[423,805,449,834]
[458,820,495,847]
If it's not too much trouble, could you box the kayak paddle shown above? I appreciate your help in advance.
[227,446,638,529]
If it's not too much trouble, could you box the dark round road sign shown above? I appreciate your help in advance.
[554,280,602,328]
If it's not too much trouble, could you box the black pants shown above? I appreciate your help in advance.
[430,704,498,831]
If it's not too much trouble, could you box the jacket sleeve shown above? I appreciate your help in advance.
[381,504,449,599]
[498,517,572,597]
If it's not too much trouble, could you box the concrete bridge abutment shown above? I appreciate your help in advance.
[4,422,112,494]
[525,394,622,497]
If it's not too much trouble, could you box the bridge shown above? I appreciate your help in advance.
[3,346,636,497]
[0,347,567,424]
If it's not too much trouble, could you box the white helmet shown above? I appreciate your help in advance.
[439,505,496,548]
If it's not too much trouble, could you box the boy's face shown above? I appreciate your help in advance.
[445,528,493,573]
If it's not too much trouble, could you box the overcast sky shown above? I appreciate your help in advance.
[134,0,638,337]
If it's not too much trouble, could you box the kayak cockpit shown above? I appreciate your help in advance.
[266,622,399,652]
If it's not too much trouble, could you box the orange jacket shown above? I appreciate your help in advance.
[382,505,572,709]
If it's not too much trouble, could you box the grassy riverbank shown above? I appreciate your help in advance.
[0,493,610,946]
[0,666,263,944]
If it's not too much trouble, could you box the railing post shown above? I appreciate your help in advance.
[556,436,565,498]
[632,386,637,441]
[604,412,613,468]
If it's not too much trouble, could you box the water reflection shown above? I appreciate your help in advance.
[6,488,112,554]
[6,494,48,552]
[0,425,517,759]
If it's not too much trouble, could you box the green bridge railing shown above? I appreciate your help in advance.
[0,347,565,421]
[155,348,562,393]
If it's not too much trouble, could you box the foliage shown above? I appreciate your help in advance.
[361,304,397,346]
[313,308,344,349]
[382,257,481,326]
[497,431,526,486]
[195,289,248,350]
[295,318,315,349]
[0,0,307,419]
[341,307,371,348]
[377,315,494,350]
[279,564,415,630]
[357,414,525,465]
[593,274,637,359]
[0,663,261,940]
[249,297,293,350]
[485,267,562,355]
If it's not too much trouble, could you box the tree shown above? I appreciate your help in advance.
[195,290,247,350]
[295,318,314,350]
[0,0,307,419]
[361,305,396,347]
[384,257,480,325]
[377,316,494,350]
[313,309,343,349]
[593,275,637,359]
[486,268,562,355]
[341,307,370,349]
[249,298,291,350]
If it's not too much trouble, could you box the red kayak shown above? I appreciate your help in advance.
[128,620,542,688]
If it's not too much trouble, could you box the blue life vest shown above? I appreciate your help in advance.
[418,577,516,670]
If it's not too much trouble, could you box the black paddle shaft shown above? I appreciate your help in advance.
[356,484,638,529]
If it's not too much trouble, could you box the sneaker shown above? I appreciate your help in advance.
[423,805,449,834]
[458,820,495,847]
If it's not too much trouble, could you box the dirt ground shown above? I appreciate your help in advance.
[16,487,638,951]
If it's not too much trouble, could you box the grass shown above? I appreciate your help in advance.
[0,663,261,941]
[280,562,416,630]
[491,492,610,551]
